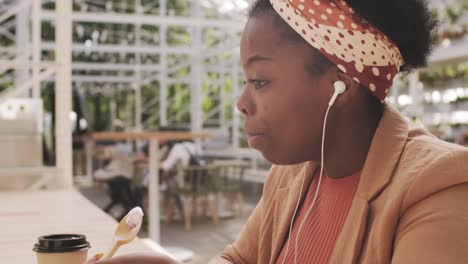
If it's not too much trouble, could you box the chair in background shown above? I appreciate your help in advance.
[212,160,249,218]
[104,176,143,221]
[166,165,218,231]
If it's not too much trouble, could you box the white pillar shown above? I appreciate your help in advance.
[148,139,160,242]
[135,0,143,131]
[135,85,142,131]
[231,45,240,149]
[190,1,203,133]
[159,0,168,127]
[110,96,117,128]
[125,90,133,128]
[32,0,41,98]
[15,0,30,94]
[220,53,226,127]
[54,0,73,188]
[85,138,94,183]
[159,64,167,127]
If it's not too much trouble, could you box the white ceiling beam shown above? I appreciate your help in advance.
[42,42,192,54]
[71,74,167,84]
[73,62,161,72]
[41,10,244,30]
[72,75,136,83]
[0,60,54,70]
[0,0,31,25]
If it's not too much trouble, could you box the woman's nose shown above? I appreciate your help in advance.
[236,87,253,116]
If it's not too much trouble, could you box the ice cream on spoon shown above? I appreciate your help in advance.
[101,207,144,260]
[125,207,144,229]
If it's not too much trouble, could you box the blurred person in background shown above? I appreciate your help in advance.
[94,120,134,182]
[138,139,201,221]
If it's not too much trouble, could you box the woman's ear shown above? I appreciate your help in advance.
[329,69,361,106]
[336,70,359,93]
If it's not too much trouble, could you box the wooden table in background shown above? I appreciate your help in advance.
[88,131,211,243]
[0,190,167,263]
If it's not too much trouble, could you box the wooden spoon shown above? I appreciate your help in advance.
[101,207,144,260]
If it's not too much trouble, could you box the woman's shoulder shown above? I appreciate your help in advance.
[393,126,468,209]
[403,125,467,173]
[407,124,465,154]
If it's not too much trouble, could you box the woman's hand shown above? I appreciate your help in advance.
[86,253,180,264]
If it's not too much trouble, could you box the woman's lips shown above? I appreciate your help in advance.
[247,132,265,137]
[247,133,266,147]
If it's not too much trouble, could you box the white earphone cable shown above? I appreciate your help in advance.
[279,80,345,264]
[293,104,331,264]
[279,104,332,264]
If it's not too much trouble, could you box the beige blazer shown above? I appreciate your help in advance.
[210,105,468,264]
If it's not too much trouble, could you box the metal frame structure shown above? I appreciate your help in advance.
[1,0,467,132]
[0,0,248,185]
[0,0,247,132]
[0,0,249,244]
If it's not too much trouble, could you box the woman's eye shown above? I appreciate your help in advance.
[248,79,269,89]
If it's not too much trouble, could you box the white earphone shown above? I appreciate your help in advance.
[329,80,347,106]
[280,80,347,264]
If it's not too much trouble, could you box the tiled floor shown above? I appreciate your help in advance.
[79,185,258,264]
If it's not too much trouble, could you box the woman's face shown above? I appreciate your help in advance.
[238,14,336,165]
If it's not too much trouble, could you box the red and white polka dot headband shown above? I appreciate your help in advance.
[270,0,405,101]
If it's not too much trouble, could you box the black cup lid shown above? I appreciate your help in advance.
[33,234,90,253]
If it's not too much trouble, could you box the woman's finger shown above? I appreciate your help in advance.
[94,253,104,260]
[86,252,104,264]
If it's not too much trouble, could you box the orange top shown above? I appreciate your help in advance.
[276,170,361,264]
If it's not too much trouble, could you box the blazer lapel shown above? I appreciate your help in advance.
[329,197,369,264]
[330,104,409,263]
[270,162,317,264]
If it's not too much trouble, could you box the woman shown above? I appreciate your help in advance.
[90,0,468,263]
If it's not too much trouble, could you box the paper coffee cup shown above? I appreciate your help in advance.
[33,234,90,264]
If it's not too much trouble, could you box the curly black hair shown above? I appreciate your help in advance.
[248,0,438,73]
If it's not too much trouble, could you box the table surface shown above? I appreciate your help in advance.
[0,189,165,263]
